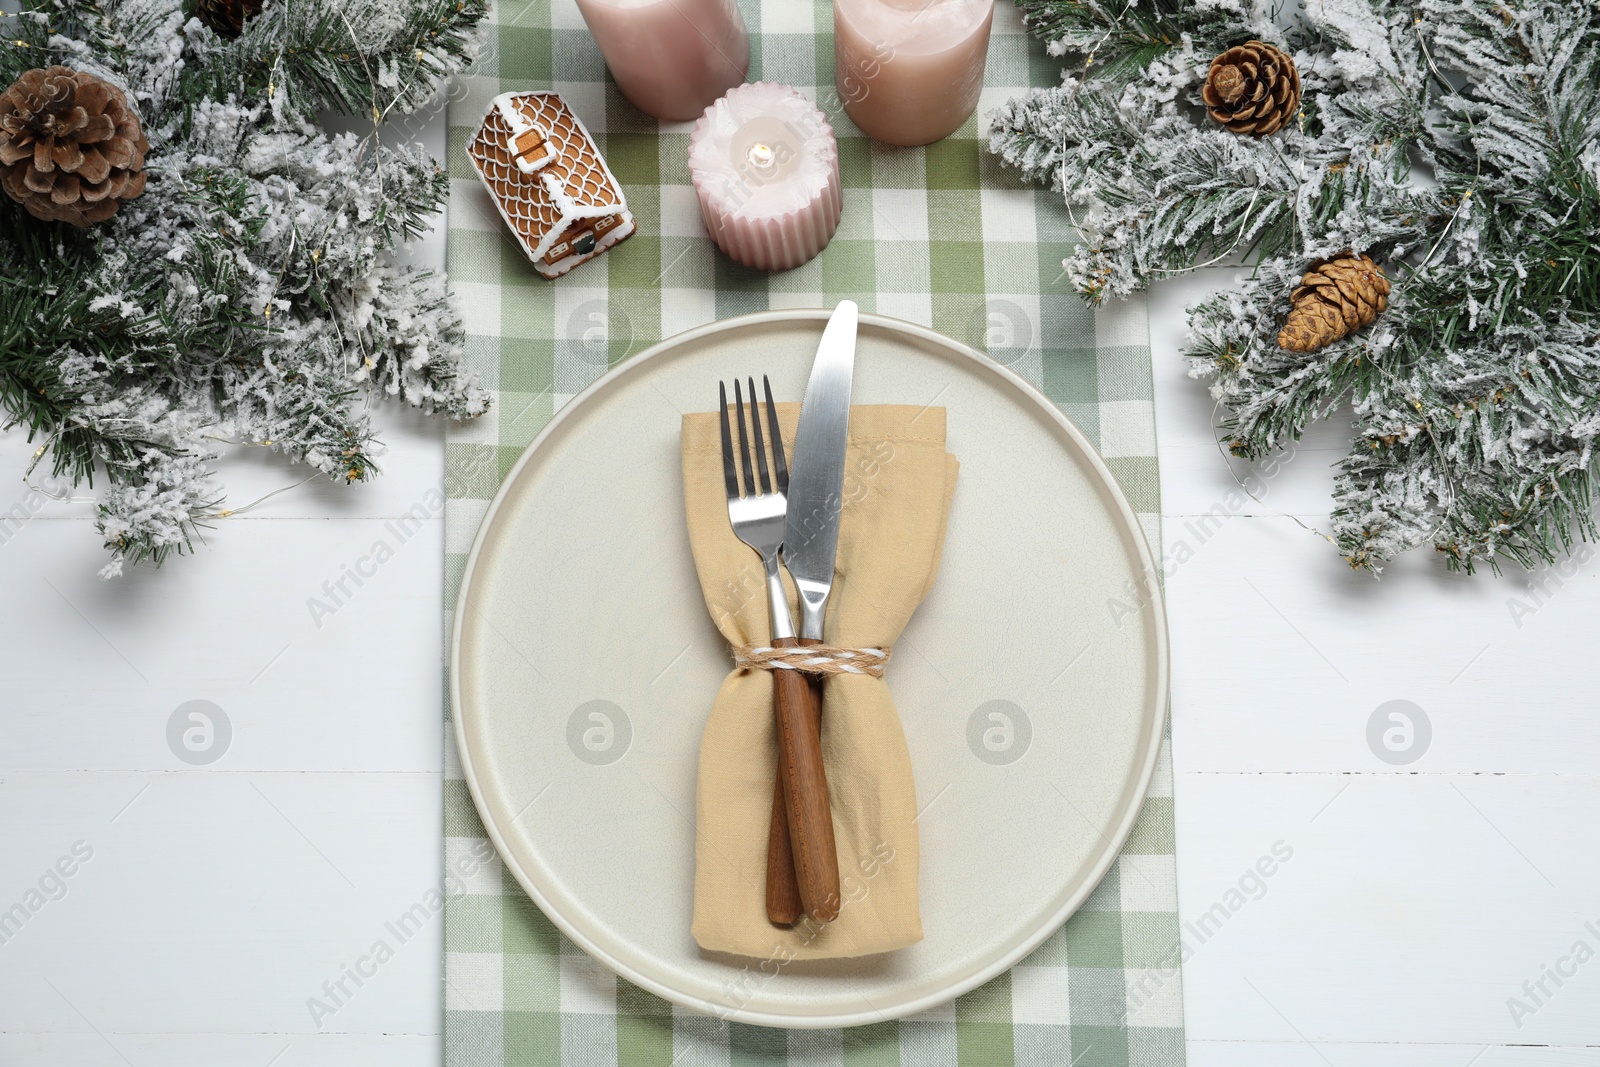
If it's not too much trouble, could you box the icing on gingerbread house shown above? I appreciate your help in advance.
[468,92,635,278]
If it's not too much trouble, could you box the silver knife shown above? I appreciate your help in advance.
[784,300,857,642]
[763,300,855,924]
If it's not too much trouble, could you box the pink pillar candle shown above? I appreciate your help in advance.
[834,0,995,146]
[689,83,843,272]
[574,0,750,122]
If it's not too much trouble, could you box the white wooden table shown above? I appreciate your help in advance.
[2,108,1597,1067]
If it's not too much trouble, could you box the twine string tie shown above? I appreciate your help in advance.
[733,644,891,678]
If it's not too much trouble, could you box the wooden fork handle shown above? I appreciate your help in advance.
[769,636,840,923]
[765,661,825,925]
[768,659,832,927]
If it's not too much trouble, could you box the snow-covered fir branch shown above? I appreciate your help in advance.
[0,0,488,575]
[992,0,1600,573]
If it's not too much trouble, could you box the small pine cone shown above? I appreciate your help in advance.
[1202,41,1300,136]
[1277,253,1391,353]
[195,0,266,39]
[0,67,148,227]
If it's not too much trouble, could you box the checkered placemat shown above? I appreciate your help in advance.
[442,2,1184,1063]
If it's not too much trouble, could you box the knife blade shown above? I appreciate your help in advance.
[784,300,856,641]
[762,301,856,925]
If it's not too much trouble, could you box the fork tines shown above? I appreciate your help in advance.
[718,375,788,500]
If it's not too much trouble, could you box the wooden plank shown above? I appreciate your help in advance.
[0,768,446,1038]
[1189,1041,1600,1066]
[0,517,444,774]
[0,1032,439,1066]
[1177,772,1600,1046]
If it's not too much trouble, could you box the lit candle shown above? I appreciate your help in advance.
[688,82,843,272]
[573,0,750,123]
[833,0,994,146]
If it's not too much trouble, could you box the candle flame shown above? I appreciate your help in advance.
[747,142,777,171]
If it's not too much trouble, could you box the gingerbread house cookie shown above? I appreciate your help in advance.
[468,92,636,278]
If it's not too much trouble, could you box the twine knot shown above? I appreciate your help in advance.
[733,644,891,678]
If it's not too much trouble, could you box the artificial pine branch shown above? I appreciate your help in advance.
[0,0,488,575]
[174,0,489,121]
[993,0,1600,573]
[1012,0,1276,81]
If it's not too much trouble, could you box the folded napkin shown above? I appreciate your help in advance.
[681,403,958,960]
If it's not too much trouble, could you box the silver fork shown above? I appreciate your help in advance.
[719,375,835,926]
[719,376,794,644]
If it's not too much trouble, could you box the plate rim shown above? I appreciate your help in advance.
[450,308,1170,1029]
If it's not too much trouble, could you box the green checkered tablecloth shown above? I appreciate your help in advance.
[442,1,1184,1063]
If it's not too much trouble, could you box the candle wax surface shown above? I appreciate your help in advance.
[688,82,843,272]
[575,0,749,122]
[692,90,834,219]
[834,0,994,146]
[839,0,991,53]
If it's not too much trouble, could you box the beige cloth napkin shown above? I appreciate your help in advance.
[681,403,958,960]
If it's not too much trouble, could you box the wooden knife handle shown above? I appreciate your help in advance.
[769,636,840,923]
[764,773,801,925]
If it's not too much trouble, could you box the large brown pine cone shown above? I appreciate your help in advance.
[1202,41,1300,136]
[0,66,149,227]
[1277,253,1391,353]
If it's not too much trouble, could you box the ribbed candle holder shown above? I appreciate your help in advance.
[688,82,842,272]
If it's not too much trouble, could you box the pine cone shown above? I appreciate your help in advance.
[1202,41,1300,136]
[1277,253,1391,353]
[195,0,266,39]
[0,67,148,227]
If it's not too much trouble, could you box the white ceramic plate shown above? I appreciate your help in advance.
[451,310,1167,1028]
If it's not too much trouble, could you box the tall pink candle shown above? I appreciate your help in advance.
[833,0,994,146]
[573,0,750,122]
[689,83,842,272]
